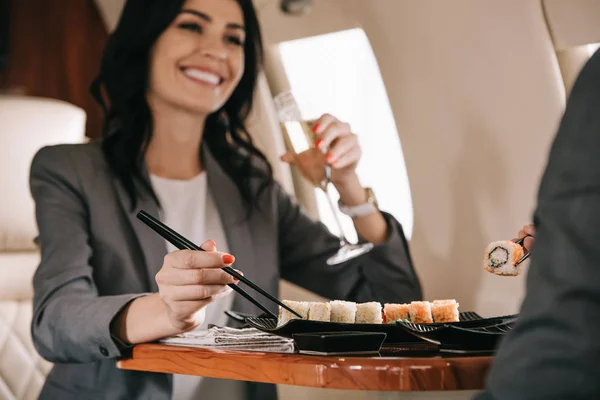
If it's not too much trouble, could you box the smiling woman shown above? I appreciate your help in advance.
[147,5,246,115]
[27,0,421,399]
[91,0,270,211]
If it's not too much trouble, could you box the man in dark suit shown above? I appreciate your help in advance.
[475,48,600,399]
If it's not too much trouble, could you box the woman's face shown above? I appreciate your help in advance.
[147,0,246,114]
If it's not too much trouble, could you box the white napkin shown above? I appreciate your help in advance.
[159,326,295,353]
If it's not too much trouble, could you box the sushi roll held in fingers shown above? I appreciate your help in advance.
[483,240,525,276]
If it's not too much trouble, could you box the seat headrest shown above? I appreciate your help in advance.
[0,96,86,251]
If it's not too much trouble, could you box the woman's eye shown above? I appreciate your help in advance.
[226,36,244,46]
[178,22,202,33]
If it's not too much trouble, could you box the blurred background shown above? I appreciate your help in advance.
[1,0,599,399]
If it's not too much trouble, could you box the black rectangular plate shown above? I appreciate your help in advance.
[292,331,387,356]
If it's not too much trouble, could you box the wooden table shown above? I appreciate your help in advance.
[117,344,493,391]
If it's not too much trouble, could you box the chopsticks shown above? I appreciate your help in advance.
[136,210,302,319]
[515,235,532,266]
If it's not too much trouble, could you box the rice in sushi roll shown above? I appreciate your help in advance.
[483,240,525,276]
[408,301,433,323]
[355,302,383,324]
[383,303,410,323]
[329,300,357,323]
[308,302,331,322]
[430,299,460,323]
[278,300,309,326]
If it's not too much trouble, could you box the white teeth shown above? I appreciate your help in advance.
[183,68,221,85]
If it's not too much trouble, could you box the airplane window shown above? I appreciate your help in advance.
[276,28,414,241]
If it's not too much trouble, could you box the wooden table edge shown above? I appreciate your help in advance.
[116,343,493,391]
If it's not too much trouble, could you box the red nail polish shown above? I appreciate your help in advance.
[326,153,335,163]
[222,254,235,264]
[312,123,320,133]
[315,138,323,148]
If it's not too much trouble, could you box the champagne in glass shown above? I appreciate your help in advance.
[274,91,374,265]
[280,119,326,188]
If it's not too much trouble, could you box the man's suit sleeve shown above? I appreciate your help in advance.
[476,49,600,400]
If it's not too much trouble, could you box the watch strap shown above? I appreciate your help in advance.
[338,187,378,218]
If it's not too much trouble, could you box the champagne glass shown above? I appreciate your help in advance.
[273,91,374,265]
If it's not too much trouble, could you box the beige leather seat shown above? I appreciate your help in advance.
[0,96,86,400]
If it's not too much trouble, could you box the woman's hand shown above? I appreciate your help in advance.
[280,113,390,244]
[155,240,239,331]
[514,224,535,252]
[281,113,362,187]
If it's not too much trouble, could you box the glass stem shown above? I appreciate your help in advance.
[321,182,348,247]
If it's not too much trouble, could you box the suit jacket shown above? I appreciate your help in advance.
[475,49,600,399]
[29,139,421,400]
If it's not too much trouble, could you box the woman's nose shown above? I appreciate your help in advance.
[200,36,228,61]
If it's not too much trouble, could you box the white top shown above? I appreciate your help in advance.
[150,172,245,400]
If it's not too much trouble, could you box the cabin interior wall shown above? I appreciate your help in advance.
[1,0,107,139]
[258,0,566,316]
[542,0,600,50]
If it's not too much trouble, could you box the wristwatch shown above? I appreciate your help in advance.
[338,187,379,218]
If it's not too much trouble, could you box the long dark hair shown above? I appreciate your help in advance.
[90,0,273,215]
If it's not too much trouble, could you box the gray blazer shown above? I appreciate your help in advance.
[29,139,421,400]
[475,50,600,399]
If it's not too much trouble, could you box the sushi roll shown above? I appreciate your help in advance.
[308,302,331,322]
[355,302,383,324]
[383,303,410,323]
[277,300,309,326]
[329,300,357,323]
[483,240,525,276]
[408,301,433,323]
[430,299,460,323]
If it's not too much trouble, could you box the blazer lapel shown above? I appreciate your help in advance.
[111,146,257,301]
[203,146,257,315]
[112,168,167,293]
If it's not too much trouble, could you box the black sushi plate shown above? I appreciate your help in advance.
[242,312,518,354]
